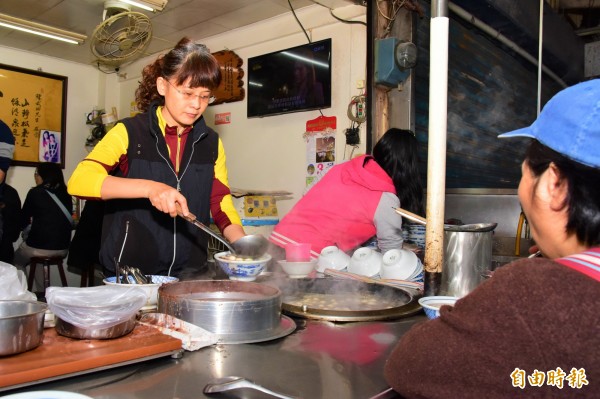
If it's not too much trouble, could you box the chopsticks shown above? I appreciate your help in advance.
[393,207,427,225]
[323,268,424,291]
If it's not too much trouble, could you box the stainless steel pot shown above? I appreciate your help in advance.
[441,222,497,297]
[158,280,295,344]
[0,300,47,356]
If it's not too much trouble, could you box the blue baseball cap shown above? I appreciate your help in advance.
[498,79,600,168]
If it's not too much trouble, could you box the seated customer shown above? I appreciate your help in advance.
[14,163,73,272]
[0,184,21,264]
[384,80,600,398]
[66,200,105,286]
[269,128,424,257]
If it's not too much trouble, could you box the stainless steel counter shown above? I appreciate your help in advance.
[5,315,427,398]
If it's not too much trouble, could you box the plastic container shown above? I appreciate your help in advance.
[285,243,311,262]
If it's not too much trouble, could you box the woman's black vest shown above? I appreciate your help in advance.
[100,105,219,277]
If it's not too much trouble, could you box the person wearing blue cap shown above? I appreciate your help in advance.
[384,79,600,398]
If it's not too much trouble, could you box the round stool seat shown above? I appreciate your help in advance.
[27,255,69,295]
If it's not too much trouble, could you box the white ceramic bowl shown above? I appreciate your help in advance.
[381,249,419,280]
[278,260,317,278]
[214,251,272,281]
[418,296,459,319]
[103,275,179,307]
[348,247,382,277]
[317,246,351,273]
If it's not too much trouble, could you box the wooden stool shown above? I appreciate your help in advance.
[79,262,98,287]
[27,256,69,293]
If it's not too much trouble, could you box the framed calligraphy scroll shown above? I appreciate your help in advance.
[0,64,67,167]
[211,50,244,105]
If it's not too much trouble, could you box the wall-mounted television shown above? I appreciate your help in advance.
[247,39,332,118]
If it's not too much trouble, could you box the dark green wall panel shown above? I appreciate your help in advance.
[413,3,562,189]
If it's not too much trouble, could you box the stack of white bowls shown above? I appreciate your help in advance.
[380,249,423,282]
[347,247,382,278]
[317,245,423,282]
[316,246,351,273]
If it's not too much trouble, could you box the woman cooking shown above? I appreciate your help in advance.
[68,37,245,279]
[269,128,424,257]
[384,80,600,398]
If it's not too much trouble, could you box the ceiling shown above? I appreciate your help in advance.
[0,0,598,70]
[0,0,356,67]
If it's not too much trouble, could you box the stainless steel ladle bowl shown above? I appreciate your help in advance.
[177,205,269,259]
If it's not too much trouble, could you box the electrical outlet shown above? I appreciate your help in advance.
[357,102,365,119]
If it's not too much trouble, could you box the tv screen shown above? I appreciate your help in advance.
[247,39,332,118]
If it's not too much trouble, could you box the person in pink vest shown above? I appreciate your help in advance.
[269,128,424,258]
[384,79,600,398]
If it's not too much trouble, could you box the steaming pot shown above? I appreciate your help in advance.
[440,223,497,298]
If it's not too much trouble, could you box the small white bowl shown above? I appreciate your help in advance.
[348,247,382,277]
[103,275,179,307]
[381,249,419,280]
[278,260,317,278]
[317,246,351,272]
[418,296,459,319]
[214,251,272,281]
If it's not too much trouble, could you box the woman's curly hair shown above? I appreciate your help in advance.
[135,37,222,112]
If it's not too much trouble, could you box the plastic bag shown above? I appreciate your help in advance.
[0,262,36,301]
[46,285,148,329]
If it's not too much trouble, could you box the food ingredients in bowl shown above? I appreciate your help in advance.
[214,251,271,281]
[418,296,458,319]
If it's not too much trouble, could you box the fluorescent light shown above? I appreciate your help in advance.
[0,13,86,45]
[120,0,168,12]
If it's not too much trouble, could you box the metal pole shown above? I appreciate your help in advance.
[424,0,449,296]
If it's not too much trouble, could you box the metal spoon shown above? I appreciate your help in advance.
[203,376,297,399]
[176,204,269,259]
[231,234,270,259]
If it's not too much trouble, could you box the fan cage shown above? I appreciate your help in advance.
[91,11,152,64]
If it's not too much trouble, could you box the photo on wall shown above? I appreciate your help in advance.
[39,129,62,163]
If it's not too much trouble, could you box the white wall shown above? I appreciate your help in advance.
[116,4,367,216]
[0,46,102,287]
[0,45,101,200]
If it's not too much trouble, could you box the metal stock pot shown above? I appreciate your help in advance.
[158,280,296,344]
[441,222,498,297]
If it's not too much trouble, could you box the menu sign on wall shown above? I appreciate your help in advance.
[304,115,336,193]
[0,63,66,167]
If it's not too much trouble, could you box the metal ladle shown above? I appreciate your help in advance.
[203,376,297,399]
[176,205,269,259]
[393,207,497,232]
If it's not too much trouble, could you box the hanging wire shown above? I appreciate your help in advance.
[307,0,367,26]
[288,0,312,43]
[329,9,367,26]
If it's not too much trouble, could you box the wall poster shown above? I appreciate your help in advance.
[0,64,67,167]
[303,115,336,193]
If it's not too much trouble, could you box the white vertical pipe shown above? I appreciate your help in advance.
[424,11,449,284]
[537,0,544,115]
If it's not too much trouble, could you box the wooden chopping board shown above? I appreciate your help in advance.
[0,324,182,390]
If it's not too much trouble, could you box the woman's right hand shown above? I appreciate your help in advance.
[99,176,189,218]
[146,181,189,218]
